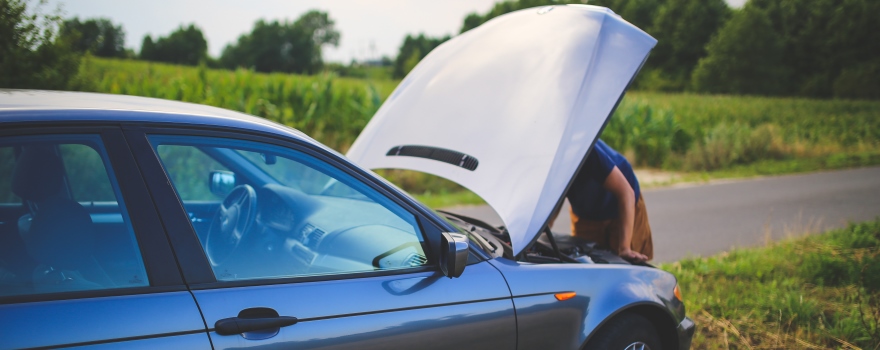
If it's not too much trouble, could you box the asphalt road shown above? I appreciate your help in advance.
[443,166,880,263]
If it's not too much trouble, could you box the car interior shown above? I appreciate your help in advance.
[149,137,430,282]
[0,139,148,297]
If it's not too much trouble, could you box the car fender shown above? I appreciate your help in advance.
[487,258,682,349]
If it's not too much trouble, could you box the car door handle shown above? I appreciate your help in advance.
[214,307,298,336]
[215,316,298,335]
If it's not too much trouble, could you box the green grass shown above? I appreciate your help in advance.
[414,191,486,209]
[660,220,880,349]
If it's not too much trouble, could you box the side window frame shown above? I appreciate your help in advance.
[123,124,447,290]
[0,124,185,305]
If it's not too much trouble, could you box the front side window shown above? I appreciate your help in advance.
[149,136,428,282]
[0,135,149,297]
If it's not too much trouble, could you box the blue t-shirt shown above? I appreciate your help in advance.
[567,139,640,220]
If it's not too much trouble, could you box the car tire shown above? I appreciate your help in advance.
[584,312,662,350]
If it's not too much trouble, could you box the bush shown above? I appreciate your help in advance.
[833,61,880,100]
[830,220,880,250]
[682,123,783,171]
[799,220,880,289]
[0,0,80,89]
[799,253,857,287]
[602,103,687,167]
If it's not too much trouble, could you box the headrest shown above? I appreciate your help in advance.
[25,199,95,268]
[11,145,65,201]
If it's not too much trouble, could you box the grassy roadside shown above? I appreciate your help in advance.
[637,151,880,189]
[660,220,880,349]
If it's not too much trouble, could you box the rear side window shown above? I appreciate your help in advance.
[60,144,116,202]
[0,147,18,204]
[0,135,149,298]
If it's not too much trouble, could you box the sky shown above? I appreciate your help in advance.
[46,0,746,63]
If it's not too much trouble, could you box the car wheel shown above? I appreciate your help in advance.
[584,312,662,350]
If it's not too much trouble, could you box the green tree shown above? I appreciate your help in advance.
[140,24,207,66]
[822,0,880,99]
[0,0,79,89]
[220,10,339,74]
[451,0,727,92]
[691,3,787,95]
[392,34,449,78]
[588,0,664,31]
[61,17,125,58]
[393,0,574,78]
[693,0,880,99]
[459,0,569,33]
[642,0,730,91]
[756,0,880,98]
[833,61,880,100]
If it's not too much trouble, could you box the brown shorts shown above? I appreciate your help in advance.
[569,195,654,260]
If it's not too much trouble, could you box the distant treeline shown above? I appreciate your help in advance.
[59,10,340,75]
[2,0,878,100]
[396,0,880,99]
[1,0,341,74]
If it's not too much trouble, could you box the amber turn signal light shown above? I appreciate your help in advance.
[673,284,683,302]
[554,292,576,301]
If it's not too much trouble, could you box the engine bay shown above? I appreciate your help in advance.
[439,210,634,266]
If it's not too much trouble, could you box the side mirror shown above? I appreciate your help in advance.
[209,171,236,197]
[440,232,469,278]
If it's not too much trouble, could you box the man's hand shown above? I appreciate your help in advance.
[619,248,648,263]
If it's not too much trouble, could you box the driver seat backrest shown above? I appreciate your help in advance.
[11,145,108,290]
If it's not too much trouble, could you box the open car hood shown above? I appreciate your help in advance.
[347,5,656,256]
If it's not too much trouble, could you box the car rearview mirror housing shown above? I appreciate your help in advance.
[440,232,469,278]
[209,171,236,197]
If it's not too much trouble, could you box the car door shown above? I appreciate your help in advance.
[0,126,209,349]
[125,126,517,349]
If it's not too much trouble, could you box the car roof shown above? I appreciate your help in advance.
[0,89,325,149]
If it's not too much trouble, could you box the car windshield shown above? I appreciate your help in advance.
[236,149,369,201]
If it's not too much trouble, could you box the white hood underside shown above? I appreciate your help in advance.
[347,5,656,256]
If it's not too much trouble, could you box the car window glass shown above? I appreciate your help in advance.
[149,136,428,282]
[0,147,18,203]
[238,150,368,200]
[60,144,116,202]
[157,145,229,201]
[0,135,149,298]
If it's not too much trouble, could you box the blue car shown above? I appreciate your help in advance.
[0,5,693,350]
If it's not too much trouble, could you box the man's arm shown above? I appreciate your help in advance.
[548,204,562,229]
[604,166,647,262]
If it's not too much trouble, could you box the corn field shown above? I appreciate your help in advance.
[73,57,398,152]
[74,58,880,175]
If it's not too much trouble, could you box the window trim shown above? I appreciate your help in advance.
[0,125,185,305]
[0,285,186,305]
[122,123,448,288]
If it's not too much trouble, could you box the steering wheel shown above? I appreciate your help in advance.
[206,184,257,266]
